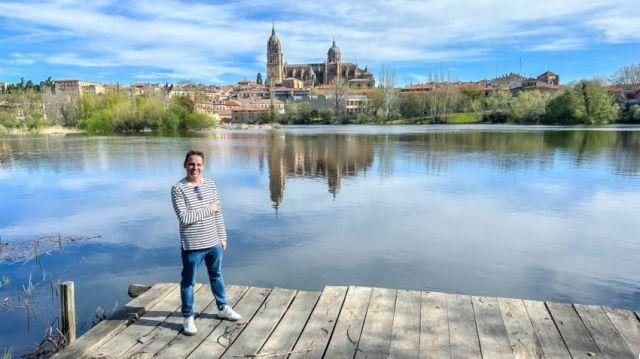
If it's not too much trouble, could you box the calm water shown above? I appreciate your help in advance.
[1,125,640,354]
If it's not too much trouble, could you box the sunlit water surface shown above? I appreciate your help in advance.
[1,125,639,354]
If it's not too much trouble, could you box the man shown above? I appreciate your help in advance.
[171,150,241,336]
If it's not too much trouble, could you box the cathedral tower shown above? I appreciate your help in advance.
[266,25,284,86]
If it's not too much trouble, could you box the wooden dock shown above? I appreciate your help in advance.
[56,283,640,358]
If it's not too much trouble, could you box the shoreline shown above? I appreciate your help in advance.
[1,123,640,136]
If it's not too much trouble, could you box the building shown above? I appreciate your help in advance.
[230,99,285,124]
[515,71,560,94]
[266,26,375,88]
[400,71,561,96]
[54,79,105,98]
[292,94,369,113]
[485,71,560,94]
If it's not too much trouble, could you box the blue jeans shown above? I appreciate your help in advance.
[180,244,228,317]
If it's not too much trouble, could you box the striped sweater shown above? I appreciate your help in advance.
[171,177,227,250]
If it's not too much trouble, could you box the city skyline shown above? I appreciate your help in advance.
[0,0,639,86]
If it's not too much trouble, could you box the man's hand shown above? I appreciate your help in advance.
[221,240,227,251]
[209,200,221,213]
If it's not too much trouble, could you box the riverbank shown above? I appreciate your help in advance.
[0,125,84,135]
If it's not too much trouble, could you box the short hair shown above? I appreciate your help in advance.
[183,150,205,168]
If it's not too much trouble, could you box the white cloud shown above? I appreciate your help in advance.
[529,38,587,52]
[0,0,638,82]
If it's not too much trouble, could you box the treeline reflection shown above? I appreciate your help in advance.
[0,130,638,209]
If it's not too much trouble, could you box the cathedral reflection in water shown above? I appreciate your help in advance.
[267,133,374,209]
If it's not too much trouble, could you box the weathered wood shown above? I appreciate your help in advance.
[64,283,640,359]
[498,297,544,359]
[355,287,397,359]
[259,290,320,355]
[574,304,635,358]
[187,287,271,359]
[546,301,603,358]
[389,289,421,359]
[55,283,177,359]
[324,286,372,358]
[154,285,249,359]
[221,287,296,358]
[94,284,197,357]
[128,284,152,298]
[123,284,215,357]
[420,291,450,359]
[448,294,481,359]
[603,306,640,355]
[523,300,571,359]
[289,286,348,359]
[60,281,76,345]
[472,296,513,358]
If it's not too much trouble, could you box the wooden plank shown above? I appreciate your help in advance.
[128,284,151,298]
[389,289,421,359]
[447,294,481,359]
[354,287,397,359]
[472,296,513,358]
[55,283,177,359]
[221,287,296,358]
[289,286,349,359]
[603,306,640,356]
[93,284,200,357]
[523,300,571,359]
[324,286,372,358]
[259,291,321,356]
[574,304,635,358]
[498,297,544,359]
[546,301,603,358]
[154,285,249,359]
[60,281,76,344]
[187,287,271,359]
[420,291,450,359]
[122,284,216,356]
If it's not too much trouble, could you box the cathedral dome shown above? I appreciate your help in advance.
[268,25,281,52]
[327,40,341,63]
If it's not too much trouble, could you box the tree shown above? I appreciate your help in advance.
[378,65,397,121]
[611,63,640,90]
[509,90,551,123]
[545,80,616,124]
[330,79,348,123]
[256,73,263,85]
[425,70,460,122]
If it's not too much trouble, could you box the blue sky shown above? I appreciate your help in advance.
[0,0,639,86]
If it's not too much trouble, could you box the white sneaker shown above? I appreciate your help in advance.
[183,315,197,335]
[218,305,241,321]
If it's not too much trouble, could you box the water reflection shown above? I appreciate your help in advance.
[268,133,375,208]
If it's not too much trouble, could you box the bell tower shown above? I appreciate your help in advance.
[266,24,284,86]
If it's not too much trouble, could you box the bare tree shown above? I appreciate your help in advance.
[611,63,640,90]
[379,65,397,120]
[427,69,459,122]
[331,79,348,123]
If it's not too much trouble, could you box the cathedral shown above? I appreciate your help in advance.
[266,26,375,89]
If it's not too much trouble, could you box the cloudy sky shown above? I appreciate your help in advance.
[0,0,639,85]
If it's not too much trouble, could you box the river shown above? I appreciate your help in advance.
[1,125,639,355]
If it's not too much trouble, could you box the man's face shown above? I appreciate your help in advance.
[185,155,204,180]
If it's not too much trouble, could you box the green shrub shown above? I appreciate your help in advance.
[85,109,112,133]
[0,111,19,128]
[447,112,480,124]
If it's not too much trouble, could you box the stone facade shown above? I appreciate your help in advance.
[54,79,105,98]
[266,26,374,89]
